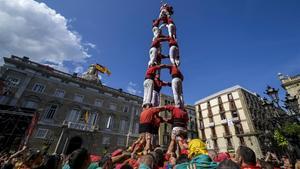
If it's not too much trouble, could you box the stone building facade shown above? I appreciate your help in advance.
[0,55,142,155]
[195,85,265,158]
[279,73,300,110]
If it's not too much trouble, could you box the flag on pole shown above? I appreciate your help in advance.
[84,111,89,124]
[95,64,111,76]
[24,112,39,146]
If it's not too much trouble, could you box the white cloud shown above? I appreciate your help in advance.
[129,81,137,86]
[0,0,95,72]
[84,42,96,49]
[74,66,83,73]
[126,81,142,95]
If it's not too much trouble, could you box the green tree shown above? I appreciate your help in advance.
[283,122,300,136]
[274,130,288,148]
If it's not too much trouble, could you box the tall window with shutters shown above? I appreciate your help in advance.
[67,109,81,122]
[44,104,58,119]
[32,83,45,93]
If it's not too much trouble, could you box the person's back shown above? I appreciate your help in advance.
[235,146,260,169]
[217,159,240,169]
[68,148,91,169]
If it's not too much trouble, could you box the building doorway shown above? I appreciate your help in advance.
[66,136,82,155]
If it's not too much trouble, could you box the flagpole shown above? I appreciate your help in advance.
[54,126,65,153]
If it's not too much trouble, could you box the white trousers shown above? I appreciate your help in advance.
[167,23,176,39]
[151,90,160,107]
[152,26,161,39]
[143,79,154,107]
[148,47,158,66]
[172,77,184,108]
[169,46,180,66]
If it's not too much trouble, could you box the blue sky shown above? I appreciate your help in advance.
[5,0,300,104]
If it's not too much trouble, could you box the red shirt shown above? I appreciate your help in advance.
[145,65,162,79]
[154,78,170,92]
[165,105,189,127]
[140,107,164,124]
[161,17,174,25]
[152,18,161,27]
[151,37,168,48]
[153,114,162,128]
[168,65,184,80]
[168,37,178,47]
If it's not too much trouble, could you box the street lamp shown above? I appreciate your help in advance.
[265,86,280,107]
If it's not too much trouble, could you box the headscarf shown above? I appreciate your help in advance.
[188,139,208,158]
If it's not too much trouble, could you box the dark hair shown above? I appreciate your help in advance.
[259,161,274,169]
[68,148,90,169]
[238,146,256,165]
[217,159,240,169]
[176,154,189,165]
[1,163,14,169]
[153,148,164,167]
[98,154,112,168]
[45,155,61,169]
[120,164,133,169]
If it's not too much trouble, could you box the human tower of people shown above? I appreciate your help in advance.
[1,3,299,169]
[129,3,189,158]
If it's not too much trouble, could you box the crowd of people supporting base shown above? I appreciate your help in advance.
[1,140,299,169]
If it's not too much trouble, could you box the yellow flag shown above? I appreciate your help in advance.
[84,111,89,124]
[95,64,111,76]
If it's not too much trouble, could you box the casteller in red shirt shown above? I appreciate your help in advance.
[166,65,184,80]
[164,105,188,128]
[152,18,161,27]
[154,76,171,92]
[168,36,178,47]
[139,107,165,124]
[151,37,169,48]
[145,64,167,80]
[161,16,174,25]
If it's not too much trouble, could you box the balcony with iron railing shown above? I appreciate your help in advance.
[235,130,245,137]
[227,144,234,151]
[63,120,97,132]
[197,110,203,120]
[232,117,241,123]
[229,102,237,111]
[219,106,225,114]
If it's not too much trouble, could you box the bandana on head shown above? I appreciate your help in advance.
[188,139,208,158]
